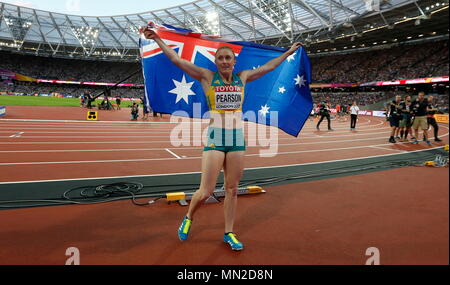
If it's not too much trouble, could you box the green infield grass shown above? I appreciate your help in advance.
[0,95,136,107]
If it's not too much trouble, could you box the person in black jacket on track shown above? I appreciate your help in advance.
[316,98,333,131]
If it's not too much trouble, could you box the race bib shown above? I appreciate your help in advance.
[214,85,243,110]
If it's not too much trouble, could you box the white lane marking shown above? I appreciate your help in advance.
[0,130,397,143]
[9,132,24,138]
[165,148,182,159]
[0,122,378,134]
[0,140,446,166]
[0,120,384,135]
[0,146,445,185]
[0,116,379,125]
[0,131,173,134]
[0,134,426,147]
[244,142,446,157]
[0,118,186,124]
[369,146,408,153]
[0,157,188,166]
[0,117,381,129]
[0,134,443,153]
[0,125,448,149]
[0,118,377,127]
[0,131,387,140]
[0,122,379,132]
[0,148,177,153]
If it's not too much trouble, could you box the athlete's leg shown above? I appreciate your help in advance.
[223,151,245,234]
[186,151,225,220]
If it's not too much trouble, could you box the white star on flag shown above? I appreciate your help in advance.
[294,75,306,88]
[287,52,297,63]
[169,75,196,104]
[259,105,270,117]
[278,86,286,94]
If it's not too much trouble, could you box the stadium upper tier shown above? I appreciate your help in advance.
[0,0,448,61]
[1,38,448,85]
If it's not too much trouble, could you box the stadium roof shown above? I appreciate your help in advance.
[0,0,448,61]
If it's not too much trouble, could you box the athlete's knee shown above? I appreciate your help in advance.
[225,184,239,197]
[197,188,215,201]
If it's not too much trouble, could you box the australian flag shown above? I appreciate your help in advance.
[140,23,313,137]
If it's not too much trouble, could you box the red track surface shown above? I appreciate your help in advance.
[0,106,448,183]
[0,106,448,265]
[0,166,447,265]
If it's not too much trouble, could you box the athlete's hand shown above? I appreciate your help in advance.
[287,42,303,55]
[141,24,159,40]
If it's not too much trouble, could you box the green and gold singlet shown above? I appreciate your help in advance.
[204,73,246,153]
[205,72,245,114]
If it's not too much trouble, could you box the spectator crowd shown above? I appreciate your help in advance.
[0,82,144,99]
[312,92,389,107]
[311,40,448,83]
[1,39,448,112]
[0,52,143,84]
[1,40,447,86]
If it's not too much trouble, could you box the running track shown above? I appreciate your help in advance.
[0,107,448,265]
[0,115,448,183]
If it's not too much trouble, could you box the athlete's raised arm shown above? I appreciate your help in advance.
[142,26,213,82]
[239,42,303,84]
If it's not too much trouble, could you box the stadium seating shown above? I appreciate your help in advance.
[0,39,448,105]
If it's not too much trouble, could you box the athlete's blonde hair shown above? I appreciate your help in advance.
[215,46,236,60]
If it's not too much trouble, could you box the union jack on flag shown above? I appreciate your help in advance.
[140,22,313,137]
